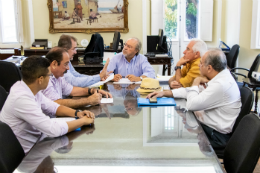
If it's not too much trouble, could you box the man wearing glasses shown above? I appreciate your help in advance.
[106,37,155,82]
[42,47,112,108]
[58,34,112,87]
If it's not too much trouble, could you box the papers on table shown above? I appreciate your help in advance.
[54,117,75,122]
[89,74,114,87]
[101,98,113,103]
[113,78,142,84]
[156,74,172,82]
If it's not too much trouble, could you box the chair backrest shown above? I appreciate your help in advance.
[0,85,8,111]
[0,61,22,93]
[227,44,240,69]
[224,113,260,173]
[232,86,254,133]
[0,122,25,173]
[248,54,260,78]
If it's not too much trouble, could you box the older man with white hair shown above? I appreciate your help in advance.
[106,37,155,82]
[147,48,241,148]
[169,38,207,89]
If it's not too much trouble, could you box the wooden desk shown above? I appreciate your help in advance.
[146,56,173,75]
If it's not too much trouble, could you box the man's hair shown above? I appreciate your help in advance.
[128,37,142,54]
[58,34,77,50]
[204,48,227,72]
[21,56,50,85]
[46,47,68,65]
[191,38,207,58]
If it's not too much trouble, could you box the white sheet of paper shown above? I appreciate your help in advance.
[113,78,142,84]
[156,74,172,81]
[89,74,114,87]
[54,117,75,122]
[101,98,113,103]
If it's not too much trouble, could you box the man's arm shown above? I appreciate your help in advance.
[178,64,200,88]
[64,72,100,87]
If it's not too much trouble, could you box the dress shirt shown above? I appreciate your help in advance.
[0,81,68,153]
[107,52,156,78]
[174,58,201,87]
[42,75,73,101]
[64,61,101,87]
[172,69,241,134]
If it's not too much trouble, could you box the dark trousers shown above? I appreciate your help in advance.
[200,123,232,149]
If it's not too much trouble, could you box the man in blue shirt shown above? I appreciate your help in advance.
[107,37,155,82]
[58,34,111,87]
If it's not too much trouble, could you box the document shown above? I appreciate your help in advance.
[113,78,142,84]
[156,74,172,81]
[101,98,113,103]
[89,74,114,87]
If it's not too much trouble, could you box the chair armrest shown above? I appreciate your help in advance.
[230,67,249,72]
[232,72,247,78]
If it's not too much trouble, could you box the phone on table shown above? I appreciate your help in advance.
[149,97,157,103]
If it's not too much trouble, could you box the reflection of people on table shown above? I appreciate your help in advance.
[0,56,95,154]
[106,37,155,82]
[17,126,95,173]
[41,47,112,108]
[108,84,141,116]
[147,49,241,149]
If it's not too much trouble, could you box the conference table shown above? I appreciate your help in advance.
[14,82,225,173]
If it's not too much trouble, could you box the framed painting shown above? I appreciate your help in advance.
[47,0,129,33]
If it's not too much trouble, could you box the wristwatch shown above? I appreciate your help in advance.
[174,66,181,71]
[140,76,143,81]
[75,109,81,119]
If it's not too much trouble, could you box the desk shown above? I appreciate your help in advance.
[15,82,225,173]
[146,56,173,75]
[243,78,260,113]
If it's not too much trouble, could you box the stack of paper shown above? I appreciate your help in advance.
[89,74,114,87]
[113,78,142,84]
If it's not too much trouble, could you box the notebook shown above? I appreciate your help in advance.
[137,98,176,106]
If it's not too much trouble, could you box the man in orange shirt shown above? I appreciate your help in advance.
[169,39,207,89]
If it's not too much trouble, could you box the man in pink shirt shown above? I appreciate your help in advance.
[0,56,95,153]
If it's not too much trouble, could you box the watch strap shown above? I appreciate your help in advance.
[75,109,81,119]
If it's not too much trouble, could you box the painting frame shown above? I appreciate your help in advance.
[47,0,129,34]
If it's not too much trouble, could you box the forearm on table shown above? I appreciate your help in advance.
[70,87,90,97]
[56,105,75,118]
[66,119,85,133]
[163,90,174,97]
[55,98,91,109]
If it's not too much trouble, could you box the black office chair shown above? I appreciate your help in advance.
[223,113,260,173]
[227,44,240,69]
[0,61,22,93]
[0,85,7,111]
[230,54,260,87]
[0,122,25,173]
[215,86,254,158]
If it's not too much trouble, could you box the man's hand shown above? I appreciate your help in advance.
[176,57,190,66]
[81,116,95,126]
[192,76,209,87]
[87,90,102,105]
[169,81,182,89]
[99,90,113,98]
[100,58,113,79]
[112,74,122,82]
[77,110,95,119]
[126,74,141,82]
[146,91,164,99]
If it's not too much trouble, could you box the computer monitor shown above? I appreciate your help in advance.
[112,31,120,52]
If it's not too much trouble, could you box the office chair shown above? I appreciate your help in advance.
[226,44,240,69]
[0,122,25,173]
[0,61,22,93]
[223,113,260,173]
[0,85,7,111]
[214,86,254,158]
[230,54,260,87]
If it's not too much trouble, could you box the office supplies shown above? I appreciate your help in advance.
[149,97,157,103]
[137,98,176,106]
[32,39,48,49]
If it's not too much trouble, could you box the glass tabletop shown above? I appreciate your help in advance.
[15,82,225,173]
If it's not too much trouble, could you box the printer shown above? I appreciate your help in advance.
[32,39,48,49]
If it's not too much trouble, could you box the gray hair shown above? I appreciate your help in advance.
[191,38,207,58]
[127,37,142,53]
[204,48,227,72]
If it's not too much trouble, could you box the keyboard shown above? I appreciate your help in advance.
[145,52,155,57]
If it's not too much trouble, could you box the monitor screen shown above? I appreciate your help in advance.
[112,31,120,52]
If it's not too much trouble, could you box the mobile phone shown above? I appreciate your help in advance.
[149,97,157,103]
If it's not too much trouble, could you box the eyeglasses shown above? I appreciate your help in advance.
[123,43,133,49]
[125,107,133,111]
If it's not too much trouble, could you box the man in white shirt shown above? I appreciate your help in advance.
[147,48,241,148]
[0,56,95,153]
